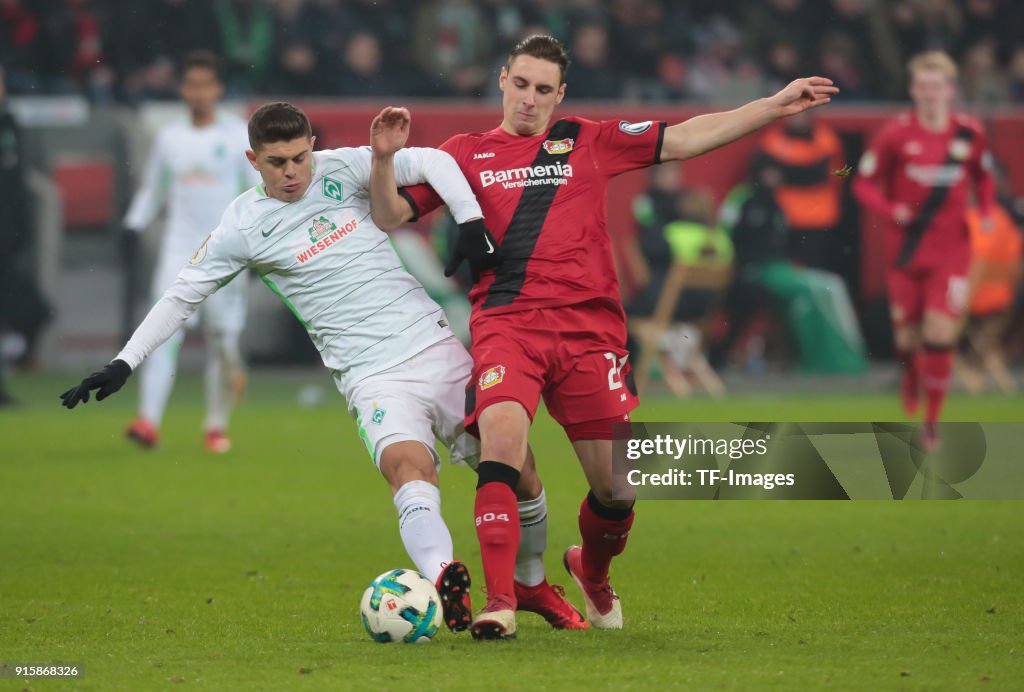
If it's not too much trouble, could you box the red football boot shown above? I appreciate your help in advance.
[515,579,588,630]
[563,545,622,629]
[126,418,159,449]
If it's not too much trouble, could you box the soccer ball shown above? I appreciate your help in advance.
[360,569,442,643]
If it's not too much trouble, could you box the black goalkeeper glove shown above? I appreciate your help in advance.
[443,218,502,283]
[59,359,132,409]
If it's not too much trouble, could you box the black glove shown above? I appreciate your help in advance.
[59,359,132,409]
[443,219,502,283]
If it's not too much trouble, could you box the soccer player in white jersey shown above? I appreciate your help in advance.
[122,51,261,453]
[60,101,509,632]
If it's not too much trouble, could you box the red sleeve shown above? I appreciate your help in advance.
[399,135,462,221]
[592,119,666,178]
[852,123,898,218]
[970,126,996,218]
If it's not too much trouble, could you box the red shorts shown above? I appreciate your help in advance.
[887,264,969,327]
[465,299,638,436]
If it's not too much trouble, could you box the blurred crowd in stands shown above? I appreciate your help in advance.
[2,0,1023,400]
[3,0,1024,104]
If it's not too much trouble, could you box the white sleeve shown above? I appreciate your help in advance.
[123,130,169,232]
[393,147,482,224]
[114,219,250,369]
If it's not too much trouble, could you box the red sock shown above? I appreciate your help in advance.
[921,345,952,424]
[578,494,634,584]
[475,482,520,609]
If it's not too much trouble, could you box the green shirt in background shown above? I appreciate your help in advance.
[663,220,734,266]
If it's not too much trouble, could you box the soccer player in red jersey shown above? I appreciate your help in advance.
[853,51,995,450]
[376,35,837,639]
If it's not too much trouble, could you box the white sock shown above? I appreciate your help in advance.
[204,332,241,432]
[393,480,453,583]
[139,329,183,426]
[515,488,548,587]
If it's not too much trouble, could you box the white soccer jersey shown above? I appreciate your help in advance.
[116,146,482,388]
[124,114,259,258]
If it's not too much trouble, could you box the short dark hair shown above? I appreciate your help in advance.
[247,102,312,151]
[508,35,570,84]
[182,50,223,81]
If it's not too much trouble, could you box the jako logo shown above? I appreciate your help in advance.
[473,152,495,159]
[479,162,574,189]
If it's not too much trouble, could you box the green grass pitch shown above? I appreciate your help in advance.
[1,372,1022,690]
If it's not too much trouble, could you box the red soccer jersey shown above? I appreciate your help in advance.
[853,111,994,270]
[403,117,665,316]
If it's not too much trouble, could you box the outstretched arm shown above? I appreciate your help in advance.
[660,77,839,162]
[113,279,211,370]
[368,106,483,230]
[366,107,499,282]
[59,281,207,408]
[369,106,417,231]
[60,226,248,408]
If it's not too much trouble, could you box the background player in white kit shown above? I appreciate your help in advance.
[60,102,495,632]
[122,51,260,453]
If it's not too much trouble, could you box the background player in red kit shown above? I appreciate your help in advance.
[853,51,994,450]
[388,35,838,639]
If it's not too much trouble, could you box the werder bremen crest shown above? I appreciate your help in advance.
[308,215,338,242]
[323,176,344,202]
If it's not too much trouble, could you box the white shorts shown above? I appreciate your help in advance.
[153,253,248,336]
[340,336,481,470]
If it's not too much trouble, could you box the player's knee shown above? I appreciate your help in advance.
[588,486,633,513]
[922,321,957,347]
[584,470,632,509]
[893,327,919,353]
[479,402,530,466]
[480,434,526,468]
[379,441,438,492]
